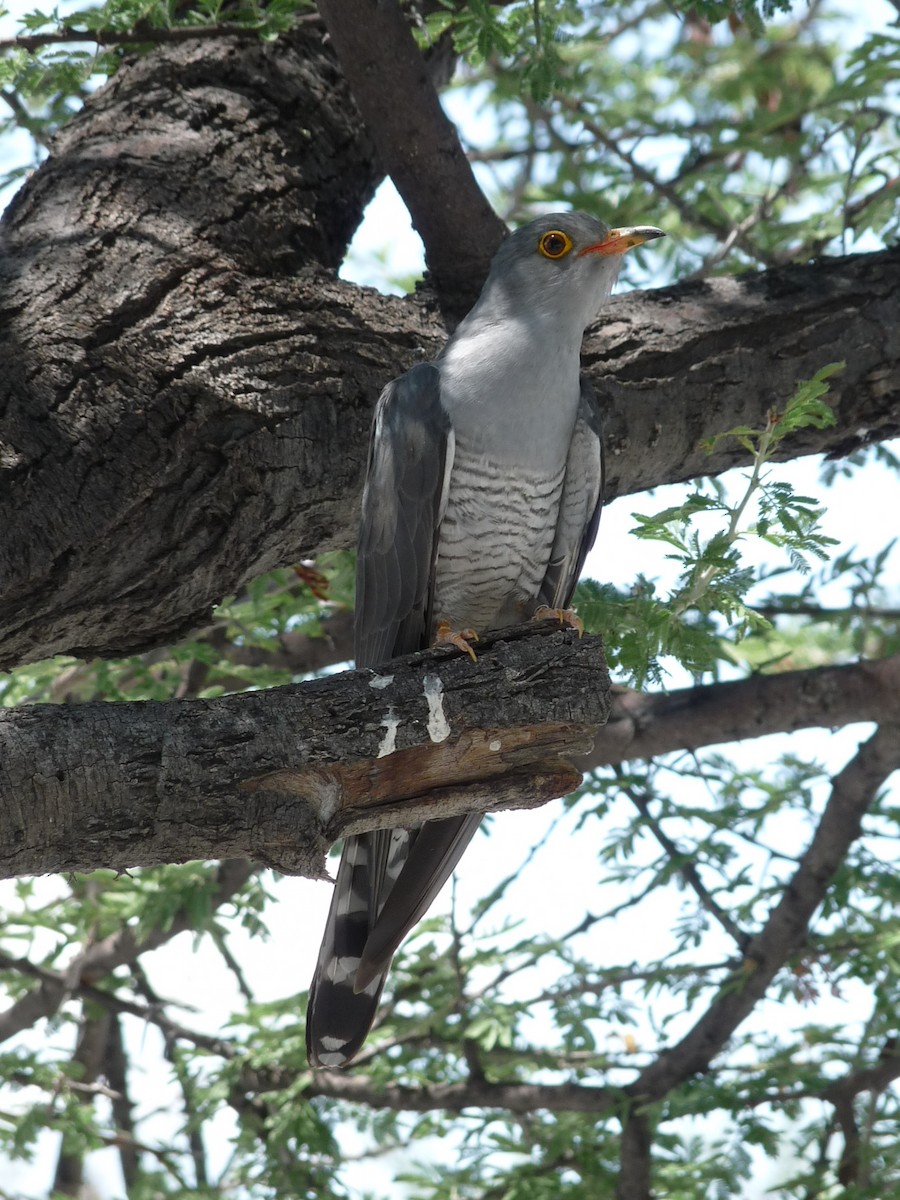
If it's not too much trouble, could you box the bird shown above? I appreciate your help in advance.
[306,211,665,1068]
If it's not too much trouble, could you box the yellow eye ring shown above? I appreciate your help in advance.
[538,230,573,260]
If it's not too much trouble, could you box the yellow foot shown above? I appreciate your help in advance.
[532,605,584,636]
[434,620,479,662]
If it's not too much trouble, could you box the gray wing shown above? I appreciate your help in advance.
[537,373,605,612]
[307,363,482,1068]
[353,362,453,667]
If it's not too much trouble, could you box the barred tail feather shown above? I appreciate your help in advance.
[306,815,482,1068]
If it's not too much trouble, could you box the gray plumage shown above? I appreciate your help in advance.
[307,212,664,1068]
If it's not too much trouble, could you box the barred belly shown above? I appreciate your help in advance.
[431,449,566,634]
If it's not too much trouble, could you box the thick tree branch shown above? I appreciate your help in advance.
[0,626,608,879]
[1,231,895,672]
[316,0,507,320]
[0,31,384,670]
[588,654,900,767]
[588,247,900,502]
[45,635,900,777]
[617,1108,653,1200]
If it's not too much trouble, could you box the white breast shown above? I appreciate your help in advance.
[431,444,566,633]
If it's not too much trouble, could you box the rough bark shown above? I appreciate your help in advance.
[587,654,900,767]
[317,0,507,322]
[0,31,898,670]
[0,625,608,879]
[588,248,900,502]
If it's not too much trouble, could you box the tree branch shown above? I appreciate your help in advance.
[626,720,900,1104]
[0,20,286,54]
[823,1041,900,1188]
[0,860,255,1046]
[617,1107,653,1200]
[53,1005,112,1195]
[756,601,900,622]
[316,0,507,321]
[587,654,900,767]
[587,246,900,502]
[616,770,750,949]
[305,1069,618,1114]
[0,625,608,879]
[103,1014,140,1190]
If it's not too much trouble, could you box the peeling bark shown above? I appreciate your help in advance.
[0,625,608,878]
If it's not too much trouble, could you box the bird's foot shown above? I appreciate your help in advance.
[434,621,479,662]
[532,605,584,636]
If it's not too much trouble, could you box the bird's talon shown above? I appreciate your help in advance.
[532,606,584,637]
[434,622,479,662]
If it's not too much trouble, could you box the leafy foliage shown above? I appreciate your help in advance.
[578,364,843,685]
[442,4,900,283]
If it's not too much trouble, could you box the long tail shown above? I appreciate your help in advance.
[306,814,481,1068]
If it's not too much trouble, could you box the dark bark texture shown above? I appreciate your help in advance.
[0,625,608,879]
[317,0,507,322]
[0,36,898,670]
[0,30,386,668]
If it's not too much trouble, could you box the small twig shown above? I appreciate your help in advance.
[615,768,750,951]
[555,94,733,243]
[0,86,51,147]
[464,804,569,937]
[163,1036,210,1188]
[530,958,736,1007]
[209,926,255,1003]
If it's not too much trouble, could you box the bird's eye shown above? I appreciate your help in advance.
[538,230,573,260]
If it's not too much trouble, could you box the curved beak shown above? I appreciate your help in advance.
[579,226,666,257]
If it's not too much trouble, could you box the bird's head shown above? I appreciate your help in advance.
[484,211,665,333]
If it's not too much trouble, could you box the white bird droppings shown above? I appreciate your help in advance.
[369,673,394,690]
[489,739,502,752]
[423,674,451,743]
[377,708,400,758]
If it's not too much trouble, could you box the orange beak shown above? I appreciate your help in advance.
[579,226,666,257]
